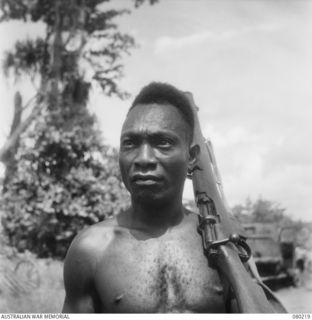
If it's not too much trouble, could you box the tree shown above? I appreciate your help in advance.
[251,198,288,223]
[232,197,292,225]
[0,0,157,259]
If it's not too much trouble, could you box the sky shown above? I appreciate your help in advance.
[0,0,312,221]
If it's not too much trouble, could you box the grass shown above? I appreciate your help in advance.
[0,254,65,313]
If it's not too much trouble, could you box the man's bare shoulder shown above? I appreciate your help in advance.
[62,216,125,312]
[66,216,121,260]
[63,215,125,291]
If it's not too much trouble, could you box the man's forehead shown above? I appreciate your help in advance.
[122,103,187,133]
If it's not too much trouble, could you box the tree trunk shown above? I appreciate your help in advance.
[1,92,22,191]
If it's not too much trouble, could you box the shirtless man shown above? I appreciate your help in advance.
[62,82,231,313]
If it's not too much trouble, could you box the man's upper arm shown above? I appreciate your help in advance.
[62,232,98,313]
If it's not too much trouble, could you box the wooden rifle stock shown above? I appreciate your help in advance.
[185,92,285,313]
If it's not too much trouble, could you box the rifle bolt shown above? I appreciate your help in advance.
[229,233,240,244]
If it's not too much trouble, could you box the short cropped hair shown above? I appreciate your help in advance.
[129,82,194,141]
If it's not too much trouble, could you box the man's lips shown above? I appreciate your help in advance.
[131,174,162,185]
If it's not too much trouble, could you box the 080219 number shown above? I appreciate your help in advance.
[292,314,311,319]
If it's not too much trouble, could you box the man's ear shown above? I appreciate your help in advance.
[188,144,200,171]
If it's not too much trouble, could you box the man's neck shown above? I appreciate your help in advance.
[129,198,185,235]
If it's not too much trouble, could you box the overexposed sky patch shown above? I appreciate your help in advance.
[154,23,282,55]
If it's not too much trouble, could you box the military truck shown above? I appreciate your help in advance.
[243,223,304,287]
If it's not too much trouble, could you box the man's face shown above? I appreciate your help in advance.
[119,103,192,205]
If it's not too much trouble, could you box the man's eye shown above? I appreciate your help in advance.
[157,139,172,148]
[122,139,135,148]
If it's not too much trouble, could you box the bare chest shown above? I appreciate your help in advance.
[94,232,227,313]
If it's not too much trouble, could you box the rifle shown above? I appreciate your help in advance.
[185,92,286,313]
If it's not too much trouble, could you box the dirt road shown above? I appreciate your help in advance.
[275,272,312,313]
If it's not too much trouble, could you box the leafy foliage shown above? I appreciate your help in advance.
[1,0,155,98]
[2,127,128,258]
[1,83,130,258]
[0,0,158,259]
[232,197,291,224]
[3,38,47,79]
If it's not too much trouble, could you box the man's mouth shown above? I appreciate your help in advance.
[131,174,162,186]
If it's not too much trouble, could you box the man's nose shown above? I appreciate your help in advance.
[134,143,157,169]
